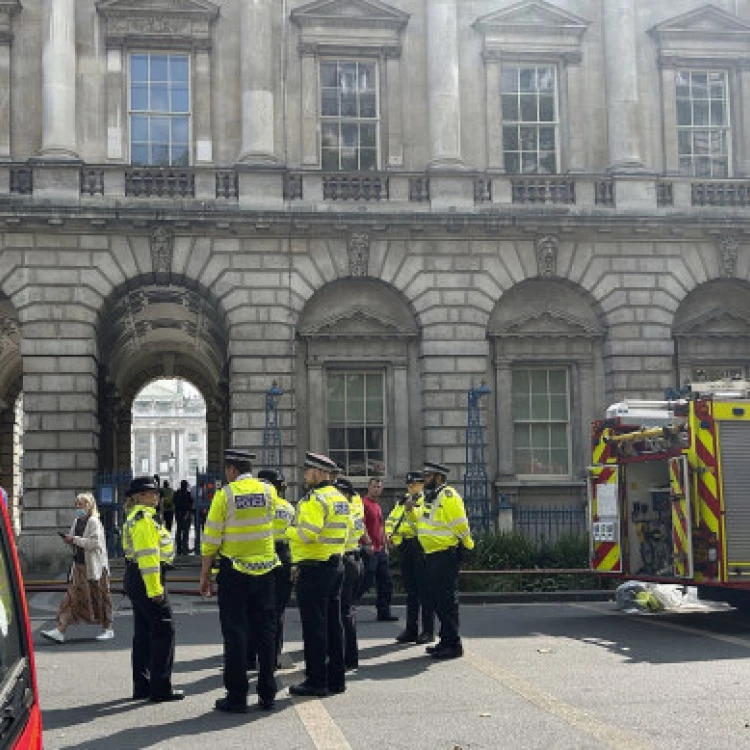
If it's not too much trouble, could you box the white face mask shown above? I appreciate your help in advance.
[75,508,87,518]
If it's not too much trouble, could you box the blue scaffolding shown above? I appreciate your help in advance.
[261,382,283,473]
[463,383,491,534]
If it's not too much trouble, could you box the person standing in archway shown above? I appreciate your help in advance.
[173,480,193,556]
[161,481,175,532]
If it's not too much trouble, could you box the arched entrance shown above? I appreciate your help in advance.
[98,277,230,478]
[0,296,22,530]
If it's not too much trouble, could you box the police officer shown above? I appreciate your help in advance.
[405,461,474,659]
[287,452,352,697]
[122,476,183,702]
[245,468,294,670]
[334,476,364,671]
[200,449,279,713]
[386,471,435,645]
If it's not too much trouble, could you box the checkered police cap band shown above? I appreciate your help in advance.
[224,449,256,463]
[423,461,450,476]
[305,452,338,472]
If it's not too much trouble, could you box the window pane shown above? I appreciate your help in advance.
[150,55,169,82]
[515,448,532,474]
[520,126,537,150]
[501,67,518,93]
[131,84,149,111]
[172,117,189,144]
[676,99,692,126]
[512,393,529,420]
[151,117,170,144]
[520,68,535,92]
[549,395,568,421]
[171,87,189,113]
[695,156,711,177]
[530,424,548,448]
[548,369,567,393]
[328,398,345,422]
[152,144,169,165]
[505,152,520,173]
[341,123,358,148]
[522,152,538,173]
[539,152,556,174]
[321,89,339,117]
[340,147,357,169]
[171,146,189,166]
[693,100,709,126]
[550,449,569,474]
[530,395,549,420]
[131,144,149,165]
[549,423,567,449]
[170,56,189,83]
[365,427,383,450]
[539,96,555,122]
[131,116,149,142]
[693,131,709,156]
[678,156,693,175]
[340,63,357,91]
[675,71,690,97]
[710,100,725,126]
[366,397,382,421]
[530,370,548,393]
[713,158,728,178]
[539,126,555,150]
[514,425,530,448]
[322,149,339,170]
[360,92,377,118]
[502,95,519,121]
[513,369,530,394]
[322,123,339,148]
[320,61,338,88]
[691,72,708,97]
[151,86,169,111]
[131,55,149,82]
[520,95,537,122]
[329,427,346,449]
[358,63,376,90]
[537,68,555,92]
[360,123,377,148]
[347,427,365,450]
[503,126,519,151]
[677,130,691,155]
[360,149,377,171]
[346,373,364,400]
[340,93,357,117]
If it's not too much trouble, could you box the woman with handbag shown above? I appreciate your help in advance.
[41,492,114,643]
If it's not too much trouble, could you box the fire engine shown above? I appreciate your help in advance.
[588,379,750,607]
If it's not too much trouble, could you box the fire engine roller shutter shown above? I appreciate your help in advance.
[719,421,750,577]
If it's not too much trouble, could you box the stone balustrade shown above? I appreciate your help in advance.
[2,163,750,212]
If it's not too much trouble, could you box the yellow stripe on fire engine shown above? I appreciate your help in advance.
[691,412,720,536]
[670,459,690,577]
[595,542,621,572]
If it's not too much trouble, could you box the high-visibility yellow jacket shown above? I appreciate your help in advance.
[201,476,279,576]
[272,496,295,542]
[407,484,474,555]
[123,504,174,598]
[385,492,424,545]
[287,483,352,563]
[346,494,365,552]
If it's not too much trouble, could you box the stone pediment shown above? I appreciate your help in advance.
[299,307,417,339]
[674,308,750,338]
[291,0,409,31]
[474,1,589,37]
[650,4,750,40]
[97,0,219,47]
[492,307,602,339]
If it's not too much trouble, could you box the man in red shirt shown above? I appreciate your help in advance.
[357,478,398,622]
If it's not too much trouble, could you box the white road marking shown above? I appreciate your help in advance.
[292,699,353,750]
[464,646,650,750]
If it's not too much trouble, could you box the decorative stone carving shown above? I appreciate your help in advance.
[150,227,174,274]
[718,235,739,278]
[348,232,370,277]
[535,235,559,277]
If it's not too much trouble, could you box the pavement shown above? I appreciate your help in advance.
[29,589,750,750]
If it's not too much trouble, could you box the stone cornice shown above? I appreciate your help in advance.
[291,0,409,33]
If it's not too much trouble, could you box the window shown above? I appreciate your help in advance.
[188,458,199,475]
[691,365,747,382]
[129,53,190,166]
[327,372,385,477]
[676,70,729,178]
[188,432,199,444]
[512,368,570,477]
[320,60,379,171]
[501,65,559,174]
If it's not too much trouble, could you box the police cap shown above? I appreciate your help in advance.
[126,476,159,497]
[305,451,338,472]
[406,471,424,484]
[422,461,450,476]
[224,448,256,464]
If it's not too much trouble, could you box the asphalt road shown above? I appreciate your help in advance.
[28,591,750,750]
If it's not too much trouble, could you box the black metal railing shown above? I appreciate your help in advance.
[125,168,195,198]
[80,169,104,196]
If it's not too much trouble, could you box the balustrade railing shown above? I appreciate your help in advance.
[409,175,430,202]
[692,180,750,207]
[9,167,32,195]
[474,178,492,203]
[80,169,104,196]
[125,168,195,198]
[284,173,303,201]
[595,179,614,207]
[656,181,673,207]
[512,176,575,205]
[215,170,238,200]
[322,172,389,201]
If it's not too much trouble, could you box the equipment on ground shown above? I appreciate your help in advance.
[588,379,750,608]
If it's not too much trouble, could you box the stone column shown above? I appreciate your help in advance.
[425,0,463,168]
[238,0,276,164]
[565,53,586,173]
[603,0,644,172]
[738,65,750,177]
[40,0,78,158]
[392,364,409,476]
[300,44,319,166]
[494,357,514,477]
[307,364,325,450]
[385,48,404,167]
[194,48,213,164]
[105,47,124,160]
[485,56,504,171]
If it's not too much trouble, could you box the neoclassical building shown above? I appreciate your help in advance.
[0,0,749,570]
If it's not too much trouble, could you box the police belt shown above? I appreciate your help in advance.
[297,554,342,567]
[344,549,361,561]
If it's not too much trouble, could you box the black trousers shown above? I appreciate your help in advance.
[248,544,294,664]
[175,512,191,555]
[424,548,461,648]
[400,538,434,636]
[163,511,174,532]
[217,560,277,706]
[123,563,175,699]
[358,549,394,615]
[341,552,363,668]
[296,559,345,690]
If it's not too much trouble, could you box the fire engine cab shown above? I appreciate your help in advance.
[588,379,750,607]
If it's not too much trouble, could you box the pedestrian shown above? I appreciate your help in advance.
[122,476,183,702]
[287,452,352,697]
[358,477,398,621]
[162,481,175,532]
[386,471,435,645]
[334,477,365,671]
[41,492,114,644]
[200,449,279,713]
[173,479,193,555]
[405,462,474,660]
[246,468,294,671]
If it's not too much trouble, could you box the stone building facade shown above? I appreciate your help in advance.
[0,0,748,570]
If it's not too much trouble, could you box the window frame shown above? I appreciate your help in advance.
[674,68,732,179]
[325,368,387,480]
[126,50,193,168]
[500,63,561,175]
[319,57,382,172]
[511,366,572,480]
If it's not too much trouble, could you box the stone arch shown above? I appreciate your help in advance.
[487,278,605,507]
[296,277,421,483]
[98,275,230,474]
[673,278,750,386]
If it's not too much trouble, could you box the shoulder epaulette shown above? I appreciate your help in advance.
[133,510,145,521]
[443,489,453,498]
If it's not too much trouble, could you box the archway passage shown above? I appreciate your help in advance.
[0,296,22,529]
[98,278,230,477]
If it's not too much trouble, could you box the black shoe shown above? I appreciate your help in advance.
[131,691,150,701]
[416,632,435,645]
[214,697,248,713]
[431,644,464,660]
[345,662,358,671]
[377,613,399,622]
[395,630,418,643]
[289,681,329,697]
[150,690,185,703]
[425,643,446,655]
[257,699,275,711]
[328,685,346,695]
